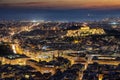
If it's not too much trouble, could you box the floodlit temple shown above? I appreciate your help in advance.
[66,25,105,37]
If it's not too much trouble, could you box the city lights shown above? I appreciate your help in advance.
[0,0,120,79]
[31,20,37,23]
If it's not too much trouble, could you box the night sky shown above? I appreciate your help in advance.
[0,0,120,21]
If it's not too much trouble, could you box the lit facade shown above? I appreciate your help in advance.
[66,26,105,37]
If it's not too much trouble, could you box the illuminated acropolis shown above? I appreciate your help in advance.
[66,25,105,37]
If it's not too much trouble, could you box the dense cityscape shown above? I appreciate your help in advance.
[0,17,120,80]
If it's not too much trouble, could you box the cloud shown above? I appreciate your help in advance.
[0,0,120,10]
[0,1,84,9]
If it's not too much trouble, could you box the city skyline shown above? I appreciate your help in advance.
[0,0,120,79]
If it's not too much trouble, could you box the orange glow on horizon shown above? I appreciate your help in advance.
[0,0,120,9]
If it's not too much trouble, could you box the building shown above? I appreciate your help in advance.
[66,25,105,37]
